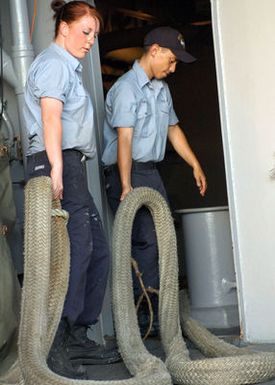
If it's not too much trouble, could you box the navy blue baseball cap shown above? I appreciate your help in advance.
[144,26,196,63]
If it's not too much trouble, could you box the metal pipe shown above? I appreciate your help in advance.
[1,100,16,146]
[2,50,18,89]
[9,0,34,166]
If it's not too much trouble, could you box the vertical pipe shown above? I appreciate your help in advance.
[2,50,18,89]
[1,102,16,145]
[9,0,34,165]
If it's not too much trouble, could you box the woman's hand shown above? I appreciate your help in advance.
[51,164,63,200]
[120,185,133,201]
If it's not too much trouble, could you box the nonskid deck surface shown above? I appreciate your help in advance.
[84,336,275,384]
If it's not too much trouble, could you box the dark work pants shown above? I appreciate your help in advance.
[26,150,110,325]
[104,166,169,303]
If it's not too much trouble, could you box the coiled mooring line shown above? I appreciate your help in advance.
[1,179,275,385]
[112,186,275,385]
[0,177,171,385]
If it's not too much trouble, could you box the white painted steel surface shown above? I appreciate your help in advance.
[211,0,275,342]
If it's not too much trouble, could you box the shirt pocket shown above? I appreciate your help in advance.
[75,83,88,98]
[68,80,88,101]
[66,83,89,118]
[135,100,152,137]
[159,99,170,115]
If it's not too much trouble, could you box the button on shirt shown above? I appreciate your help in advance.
[102,61,179,165]
[23,43,95,158]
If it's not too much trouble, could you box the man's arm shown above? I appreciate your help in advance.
[41,97,63,200]
[168,123,207,196]
[117,127,134,201]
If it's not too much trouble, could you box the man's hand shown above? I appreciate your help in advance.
[168,124,207,197]
[193,165,207,196]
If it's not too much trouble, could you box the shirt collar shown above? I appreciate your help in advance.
[50,42,82,72]
[132,60,150,88]
[132,60,164,94]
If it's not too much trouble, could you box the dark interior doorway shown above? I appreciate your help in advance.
[96,0,228,211]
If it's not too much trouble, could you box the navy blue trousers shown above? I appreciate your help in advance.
[26,150,110,325]
[104,165,169,301]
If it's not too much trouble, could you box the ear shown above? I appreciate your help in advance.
[150,44,160,58]
[59,21,69,37]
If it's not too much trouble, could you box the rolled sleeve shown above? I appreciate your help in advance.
[33,58,70,103]
[107,83,137,128]
[169,108,179,126]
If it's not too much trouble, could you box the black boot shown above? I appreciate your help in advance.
[47,318,88,379]
[66,324,121,365]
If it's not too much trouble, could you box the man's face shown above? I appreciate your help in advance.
[152,47,178,79]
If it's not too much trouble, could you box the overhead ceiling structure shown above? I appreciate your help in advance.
[97,0,212,94]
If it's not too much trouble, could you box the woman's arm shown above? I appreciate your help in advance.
[41,97,63,200]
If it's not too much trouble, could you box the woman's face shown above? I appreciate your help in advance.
[63,14,100,59]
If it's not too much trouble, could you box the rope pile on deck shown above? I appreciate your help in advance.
[112,186,275,385]
[1,178,275,385]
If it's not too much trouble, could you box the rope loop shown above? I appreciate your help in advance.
[51,208,69,221]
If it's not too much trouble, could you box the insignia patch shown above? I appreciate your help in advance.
[34,164,45,171]
[177,33,186,49]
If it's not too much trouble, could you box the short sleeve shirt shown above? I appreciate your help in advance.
[101,60,178,165]
[23,43,96,158]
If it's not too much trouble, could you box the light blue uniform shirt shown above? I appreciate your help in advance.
[102,61,179,165]
[23,43,95,158]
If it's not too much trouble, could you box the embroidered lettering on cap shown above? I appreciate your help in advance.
[177,33,186,50]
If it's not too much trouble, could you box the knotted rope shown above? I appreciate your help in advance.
[112,186,275,385]
[2,179,275,385]
[0,176,171,385]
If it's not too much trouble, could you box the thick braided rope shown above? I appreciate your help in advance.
[1,176,171,385]
[112,187,275,385]
[112,190,172,385]
[0,234,21,385]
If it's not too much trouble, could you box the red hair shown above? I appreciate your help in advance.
[51,1,103,38]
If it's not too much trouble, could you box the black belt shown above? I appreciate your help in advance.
[104,161,157,175]
[27,149,86,161]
